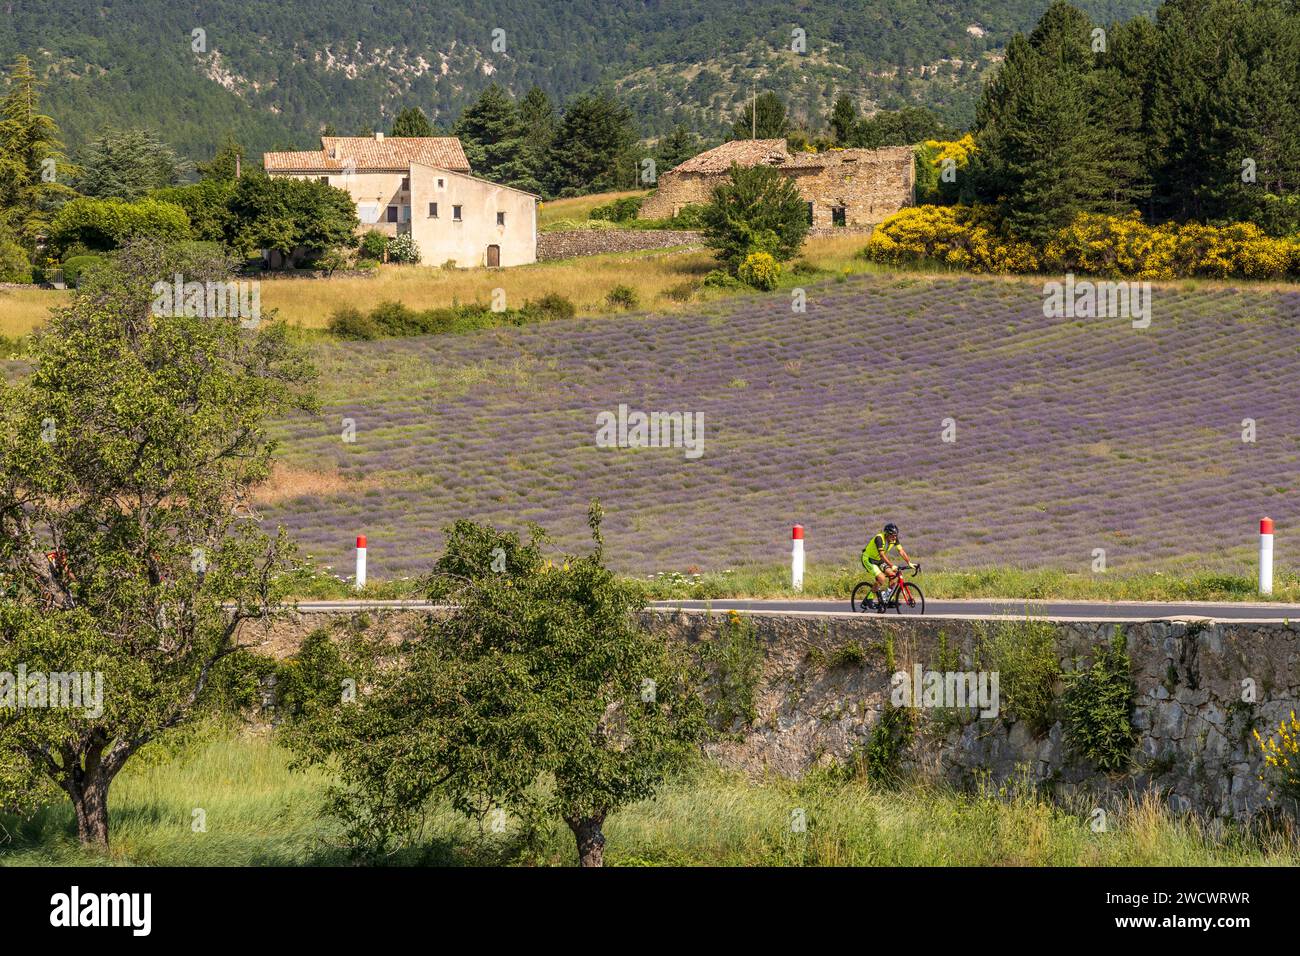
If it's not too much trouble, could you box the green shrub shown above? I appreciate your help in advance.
[0,239,32,283]
[702,269,742,289]
[359,230,389,260]
[605,284,639,309]
[1061,627,1135,772]
[589,195,644,222]
[315,248,350,276]
[387,232,421,264]
[327,306,380,340]
[670,204,705,229]
[660,281,697,303]
[355,258,380,271]
[369,300,425,335]
[522,292,576,322]
[828,642,867,668]
[864,704,914,786]
[975,618,1061,735]
[701,163,809,273]
[699,612,764,733]
[60,254,106,287]
[48,197,192,256]
[738,251,781,290]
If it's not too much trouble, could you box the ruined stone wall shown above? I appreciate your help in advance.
[640,146,915,229]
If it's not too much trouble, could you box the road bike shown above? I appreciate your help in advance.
[851,562,924,614]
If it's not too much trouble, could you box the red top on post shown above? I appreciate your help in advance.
[1260,518,1274,535]
[357,535,367,549]
[792,525,804,540]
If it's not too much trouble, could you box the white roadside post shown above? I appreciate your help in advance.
[356,534,367,590]
[791,524,805,592]
[1259,517,1274,596]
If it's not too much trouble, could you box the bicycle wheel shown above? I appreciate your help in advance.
[893,582,925,614]
[851,581,878,613]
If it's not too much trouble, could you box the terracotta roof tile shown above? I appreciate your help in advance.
[264,136,470,173]
[667,141,916,177]
[669,139,792,174]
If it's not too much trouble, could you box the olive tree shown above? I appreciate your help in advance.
[0,239,316,846]
[290,504,705,866]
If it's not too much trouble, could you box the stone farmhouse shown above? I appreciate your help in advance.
[264,134,538,268]
[639,139,915,230]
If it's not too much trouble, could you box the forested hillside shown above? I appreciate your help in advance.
[0,0,1157,162]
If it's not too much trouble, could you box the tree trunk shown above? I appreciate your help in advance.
[566,814,607,867]
[68,772,111,848]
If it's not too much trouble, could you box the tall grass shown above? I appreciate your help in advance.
[2,728,1293,866]
[537,189,651,228]
[640,560,1300,604]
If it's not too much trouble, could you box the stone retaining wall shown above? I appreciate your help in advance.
[244,607,1299,821]
[536,229,703,261]
[650,611,1299,821]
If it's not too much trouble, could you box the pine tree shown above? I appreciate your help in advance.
[829,95,857,144]
[76,128,189,199]
[968,3,1128,241]
[518,87,556,191]
[545,91,637,195]
[391,106,433,137]
[730,92,788,140]
[1148,0,1300,230]
[452,84,536,192]
[0,55,76,248]
[198,134,248,181]
[655,126,702,174]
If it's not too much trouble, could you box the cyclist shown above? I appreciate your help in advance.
[861,523,913,611]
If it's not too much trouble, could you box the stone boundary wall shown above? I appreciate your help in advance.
[536,229,703,261]
[242,607,1299,821]
[649,611,1299,822]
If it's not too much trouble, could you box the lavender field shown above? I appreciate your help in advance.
[267,275,1300,581]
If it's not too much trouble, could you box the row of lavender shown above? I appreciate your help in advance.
[264,276,1300,580]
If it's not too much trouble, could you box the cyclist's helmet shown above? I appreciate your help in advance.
[883,523,899,537]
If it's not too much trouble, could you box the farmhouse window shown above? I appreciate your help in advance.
[429,202,438,218]
[437,178,445,188]
[497,211,506,226]
[805,202,814,225]
[832,206,846,227]
[401,176,410,191]
[453,205,463,221]
[386,205,399,223]
[318,176,329,184]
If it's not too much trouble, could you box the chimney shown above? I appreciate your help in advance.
[375,132,384,142]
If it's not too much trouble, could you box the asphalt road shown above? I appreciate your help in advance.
[289,598,1300,622]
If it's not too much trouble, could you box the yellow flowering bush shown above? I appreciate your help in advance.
[863,205,1038,274]
[914,135,976,205]
[738,250,781,290]
[1169,221,1297,280]
[867,206,1300,280]
[923,133,976,170]
[1042,211,1178,280]
[1254,711,1300,804]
